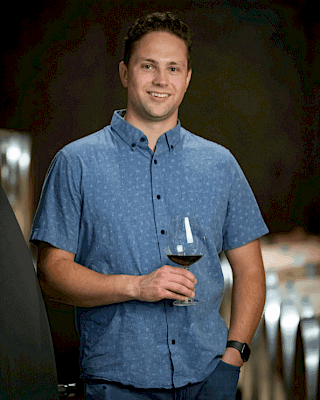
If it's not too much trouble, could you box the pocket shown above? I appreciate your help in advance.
[209,359,241,395]
[219,360,241,372]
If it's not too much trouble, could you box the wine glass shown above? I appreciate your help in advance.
[165,214,205,306]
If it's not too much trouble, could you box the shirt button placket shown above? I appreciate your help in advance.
[153,158,161,202]
[151,156,166,258]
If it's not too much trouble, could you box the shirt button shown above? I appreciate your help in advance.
[157,195,161,200]
[140,137,145,142]
[172,340,175,345]
[154,159,158,164]
[161,230,165,234]
[131,143,136,148]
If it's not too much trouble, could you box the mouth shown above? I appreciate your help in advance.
[148,92,170,98]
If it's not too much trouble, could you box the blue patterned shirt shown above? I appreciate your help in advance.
[30,110,268,389]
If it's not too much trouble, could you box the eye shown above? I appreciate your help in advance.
[170,66,180,73]
[142,64,153,70]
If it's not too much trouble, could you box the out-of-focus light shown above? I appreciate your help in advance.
[6,140,22,166]
[265,300,281,324]
[8,193,15,205]
[280,301,300,358]
[301,299,315,319]
[281,308,300,332]
[221,258,233,287]
[19,152,31,173]
[1,165,9,180]
[305,353,319,369]
[264,287,281,365]
[280,300,300,391]
[302,323,320,342]
[266,271,278,287]
[301,318,320,399]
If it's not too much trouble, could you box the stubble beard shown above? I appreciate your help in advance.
[138,100,176,123]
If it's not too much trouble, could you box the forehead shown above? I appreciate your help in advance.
[130,31,188,63]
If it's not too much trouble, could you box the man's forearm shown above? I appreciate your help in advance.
[228,268,266,343]
[38,243,197,307]
[223,239,266,366]
[39,258,140,307]
[222,268,265,366]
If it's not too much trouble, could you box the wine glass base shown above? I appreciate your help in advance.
[173,298,201,306]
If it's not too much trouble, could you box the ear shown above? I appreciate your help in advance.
[119,61,129,88]
[186,69,192,91]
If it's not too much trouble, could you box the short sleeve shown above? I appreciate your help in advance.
[30,150,82,254]
[222,153,268,250]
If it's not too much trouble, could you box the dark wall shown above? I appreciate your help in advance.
[1,0,319,234]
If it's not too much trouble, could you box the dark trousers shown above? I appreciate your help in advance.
[85,360,240,400]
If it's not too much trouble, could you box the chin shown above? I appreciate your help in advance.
[148,114,172,122]
[146,108,175,121]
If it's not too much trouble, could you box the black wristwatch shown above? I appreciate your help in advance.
[226,340,251,362]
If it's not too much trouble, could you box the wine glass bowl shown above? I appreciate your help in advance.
[165,214,205,306]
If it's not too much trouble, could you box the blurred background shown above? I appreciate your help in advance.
[0,0,319,398]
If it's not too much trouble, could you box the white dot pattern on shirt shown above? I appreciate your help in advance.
[30,110,268,389]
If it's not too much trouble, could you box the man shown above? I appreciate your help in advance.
[31,12,268,400]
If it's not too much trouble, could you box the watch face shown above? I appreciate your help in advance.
[242,344,251,361]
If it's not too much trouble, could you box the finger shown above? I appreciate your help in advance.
[158,269,196,291]
[163,265,197,283]
[173,275,196,291]
[174,269,197,284]
[165,282,195,299]
[161,289,194,301]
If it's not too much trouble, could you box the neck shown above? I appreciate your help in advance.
[124,113,177,152]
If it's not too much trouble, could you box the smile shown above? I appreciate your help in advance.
[149,92,169,98]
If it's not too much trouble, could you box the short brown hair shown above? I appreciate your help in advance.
[123,12,193,70]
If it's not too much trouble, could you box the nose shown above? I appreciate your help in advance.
[152,68,168,86]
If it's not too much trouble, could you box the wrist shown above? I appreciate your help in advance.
[222,347,244,367]
[130,275,141,301]
[226,340,251,363]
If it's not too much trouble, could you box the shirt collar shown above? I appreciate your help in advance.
[110,110,182,152]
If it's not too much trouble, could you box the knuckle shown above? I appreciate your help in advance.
[156,287,164,298]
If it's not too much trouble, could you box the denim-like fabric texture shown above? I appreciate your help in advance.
[31,110,268,389]
[85,360,240,399]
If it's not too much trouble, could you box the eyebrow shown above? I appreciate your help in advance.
[139,57,185,66]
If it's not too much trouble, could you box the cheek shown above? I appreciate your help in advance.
[133,73,152,89]
[172,76,188,90]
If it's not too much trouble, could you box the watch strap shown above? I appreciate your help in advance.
[226,340,251,362]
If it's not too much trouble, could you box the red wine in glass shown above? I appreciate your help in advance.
[167,254,203,268]
[165,215,205,306]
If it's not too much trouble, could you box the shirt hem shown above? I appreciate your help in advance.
[80,373,174,390]
[80,359,220,390]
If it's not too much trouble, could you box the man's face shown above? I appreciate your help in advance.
[119,31,192,125]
